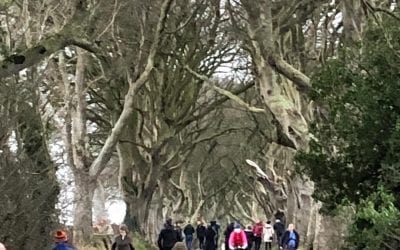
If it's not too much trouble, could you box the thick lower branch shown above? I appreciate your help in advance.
[185,66,265,113]
[0,34,70,78]
[267,54,311,92]
[0,0,90,79]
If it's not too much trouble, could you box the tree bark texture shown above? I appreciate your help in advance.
[239,0,347,248]
[73,171,96,245]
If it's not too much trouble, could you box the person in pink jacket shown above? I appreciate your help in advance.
[228,223,248,250]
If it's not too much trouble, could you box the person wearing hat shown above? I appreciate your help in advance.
[196,220,207,250]
[52,230,76,250]
[204,224,217,250]
[209,221,220,249]
[228,223,247,250]
[111,224,135,250]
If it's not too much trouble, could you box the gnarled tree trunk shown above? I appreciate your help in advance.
[73,171,96,245]
[238,0,346,248]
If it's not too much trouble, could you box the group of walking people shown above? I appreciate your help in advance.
[158,218,300,250]
[0,217,299,250]
[50,224,135,250]
[223,219,299,250]
[158,219,221,250]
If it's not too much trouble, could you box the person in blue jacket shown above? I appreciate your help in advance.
[280,224,300,250]
[52,230,76,250]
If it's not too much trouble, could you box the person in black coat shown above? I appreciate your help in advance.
[273,219,285,246]
[111,225,135,250]
[183,222,195,250]
[175,222,184,242]
[158,219,180,250]
[204,225,217,250]
[274,210,286,226]
[224,222,234,250]
[210,221,220,248]
[196,221,206,250]
[280,224,300,250]
[244,226,254,250]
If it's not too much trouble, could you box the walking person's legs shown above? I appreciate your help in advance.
[190,237,193,250]
[199,237,204,250]
[254,237,261,250]
[247,240,253,250]
[186,235,193,250]
[276,236,282,249]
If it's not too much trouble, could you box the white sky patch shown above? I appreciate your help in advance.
[18,68,28,79]
[50,140,76,225]
[87,121,98,133]
[390,2,397,10]
[55,166,75,226]
[8,131,18,153]
[65,47,74,57]
[107,200,126,224]
[333,12,342,28]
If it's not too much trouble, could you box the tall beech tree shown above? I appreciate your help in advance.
[297,9,400,249]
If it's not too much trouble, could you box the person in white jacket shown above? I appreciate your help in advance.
[263,221,274,250]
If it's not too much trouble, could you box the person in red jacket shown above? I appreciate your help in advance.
[252,220,264,250]
[228,223,248,250]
